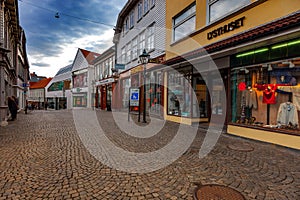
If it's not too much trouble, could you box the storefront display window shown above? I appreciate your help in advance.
[167,70,192,117]
[73,94,87,107]
[193,76,208,118]
[231,62,300,132]
[122,78,131,108]
[149,71,163,115]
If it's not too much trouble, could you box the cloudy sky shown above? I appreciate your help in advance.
[19,0,127,77]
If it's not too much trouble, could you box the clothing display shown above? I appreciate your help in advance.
[242,88,258,109]
[277,102,299,126]
[277,85,300,110]
[263,84,277,104]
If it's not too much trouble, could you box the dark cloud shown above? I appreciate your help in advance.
[18,0,126,76]
[31,62,51,67]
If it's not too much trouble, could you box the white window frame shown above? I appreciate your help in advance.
[130,11,135,28]
[132,37,138,60]
[150,0,155,8]
[139,31,146,56]
[207,0,250,23]
[144,0,149,14]
[173,3,196,41]
[126,43,131,63]
[147,24,155,51]
[121,47,126,64]
[138,1,143,20]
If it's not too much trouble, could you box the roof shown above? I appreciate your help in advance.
[164,11,300,66]
[79,49,101,65]
[30,78,53,89]
[55,64,73,76]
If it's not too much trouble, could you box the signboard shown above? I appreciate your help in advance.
[115,64,125,70]
[129,88,140,106]
[95,78,115,86]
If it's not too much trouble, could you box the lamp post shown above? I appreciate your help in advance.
[139,49,150,123]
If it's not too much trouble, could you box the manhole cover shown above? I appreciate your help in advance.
[194,184,245,200]
[227,143,254,152]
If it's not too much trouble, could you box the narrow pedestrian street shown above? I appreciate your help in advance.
[0,110,299,200]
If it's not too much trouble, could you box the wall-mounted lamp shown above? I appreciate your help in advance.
[289,62,295,68]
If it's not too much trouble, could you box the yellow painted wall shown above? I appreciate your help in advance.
[166,0,300,59]
[228,125,300,150]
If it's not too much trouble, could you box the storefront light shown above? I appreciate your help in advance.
[236,48,268,58]
[271,39,300,49]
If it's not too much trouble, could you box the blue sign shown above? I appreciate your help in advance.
[130,88,140,106]
[115,64,125,70]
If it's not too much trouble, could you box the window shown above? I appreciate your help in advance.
[132,37,138,60]
[173,3,196,41]
[138,1,143,20]
[144,0,149,14]
[124,17,129,33]
[130,11,135,28]
[147,24,155,51]
[208,0,250,22]
[150,0,155,8]
[167,70,192,117]
[126,43,131,63]
[48,81,64,92]
[121,47,126,64]
[139,31,146,56]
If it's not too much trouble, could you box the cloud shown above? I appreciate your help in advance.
[18,0,127,77]
[31,62,51,67]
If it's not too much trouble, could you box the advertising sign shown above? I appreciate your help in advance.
[129,88,140,106]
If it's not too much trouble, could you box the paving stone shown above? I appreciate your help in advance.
[0,110,299,199]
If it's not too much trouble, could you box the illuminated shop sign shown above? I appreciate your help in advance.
[207,16,245,40]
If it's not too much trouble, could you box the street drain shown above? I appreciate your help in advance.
[227,143,254,152]
[194,184,245,200]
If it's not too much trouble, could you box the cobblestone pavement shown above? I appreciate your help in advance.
[0,110,300,199]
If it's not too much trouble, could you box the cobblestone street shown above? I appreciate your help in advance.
[0,110,300,199]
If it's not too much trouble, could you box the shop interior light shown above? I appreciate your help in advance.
[240,68,249,73]
[271,39,300,49]
[236,48,268,58]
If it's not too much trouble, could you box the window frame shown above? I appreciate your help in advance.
[207,0,250,24]
[172,2,196,42]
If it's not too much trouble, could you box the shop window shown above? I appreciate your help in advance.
[167,70,192,117]
[149,71,162,115]
[48,81,64,92]
[208,0,250,23]
[173,2,196,41]
[193,76,208,118]
[122,78,131,108]
[231,63,300,133]
[73,95,87,107]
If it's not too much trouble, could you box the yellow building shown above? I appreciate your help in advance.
[164,0,300,149]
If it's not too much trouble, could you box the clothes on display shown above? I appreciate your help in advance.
[263,84,277,104]
[277,102,299,126]
[277,85,300,110]
[242,87,258,109]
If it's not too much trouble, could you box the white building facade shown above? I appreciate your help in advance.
[71,48,99,109]
[113,0,166,116]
